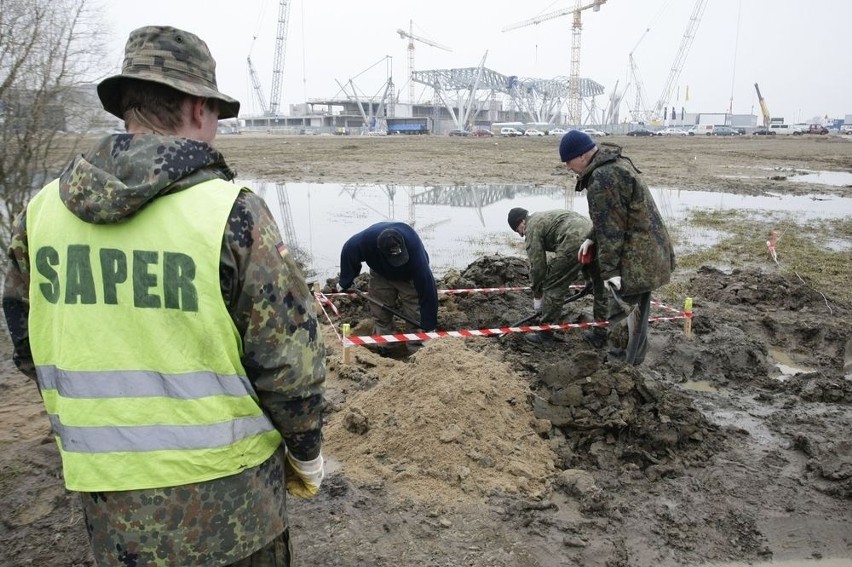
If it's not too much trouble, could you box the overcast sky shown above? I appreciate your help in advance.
[99,0,851,124]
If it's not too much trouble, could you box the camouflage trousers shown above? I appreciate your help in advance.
[540,254,609,326]
[368,270,423,353]
[228,529,292,566]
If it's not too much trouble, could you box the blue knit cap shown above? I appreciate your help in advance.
[559,130,596,162]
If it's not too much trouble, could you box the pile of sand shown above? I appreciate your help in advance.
[324,338,557,503]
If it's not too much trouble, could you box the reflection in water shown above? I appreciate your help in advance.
[789,170,852,187]
[253,182,314,275]
[242,180,852,283]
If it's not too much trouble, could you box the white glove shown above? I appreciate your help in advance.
[604,276,622,291]
[577,239,594,262]
[533,298,542,313]
[285,452,325,499]
[335,282,344,292]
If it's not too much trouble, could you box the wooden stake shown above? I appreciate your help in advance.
[311,283,321,315]
[342,323,351,365]
[683,297,693,337]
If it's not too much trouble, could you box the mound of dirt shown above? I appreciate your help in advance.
[324,338,557,502]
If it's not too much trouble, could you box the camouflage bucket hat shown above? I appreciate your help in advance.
[97,26,240,120]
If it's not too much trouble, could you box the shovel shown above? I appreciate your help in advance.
[608,286,651,364]
[501,281,594,337]
[349,288,424,330]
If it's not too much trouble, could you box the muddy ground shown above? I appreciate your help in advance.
[1,134,850,566]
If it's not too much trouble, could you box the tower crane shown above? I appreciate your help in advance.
[754,83,770,128]
[247,0,292,116]
[397,20,452,104]
[503,0,607,126]
[650,0,708,121]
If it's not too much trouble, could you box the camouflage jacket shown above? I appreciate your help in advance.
[524,210,592,298]
[574,143,676,295]
[2,134,325,565]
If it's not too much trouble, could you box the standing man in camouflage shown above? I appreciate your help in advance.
[2,26,325,565]
[558,130,676,365]
[507,208,608,346]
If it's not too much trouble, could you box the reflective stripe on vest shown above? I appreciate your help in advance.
[26,178,282,492]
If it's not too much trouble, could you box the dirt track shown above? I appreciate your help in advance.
[1,133,850,566]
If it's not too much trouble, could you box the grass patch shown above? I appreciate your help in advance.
[675,210,852,305]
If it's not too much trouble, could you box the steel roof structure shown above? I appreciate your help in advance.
[413,66,605,126]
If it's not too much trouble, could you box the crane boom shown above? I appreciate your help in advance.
[396,28,451,52]
[503,0,606,125]
[754,83,770,128]
[268,0,291,116]
[502,0,605,32]
[651,0,708,120]
[247,0,290,117]
[247,56,268,115]
[397,20,451,103]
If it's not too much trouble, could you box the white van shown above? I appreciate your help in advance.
[768,124,802,135]
[687,125,714,136]
[500,127,522,137]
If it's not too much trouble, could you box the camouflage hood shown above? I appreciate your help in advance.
[575,142,642,192]
[58,133,235,225]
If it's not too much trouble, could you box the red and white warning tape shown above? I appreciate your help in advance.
[340,313,689,346]
[314,287,691,348]
[323,285,537,298]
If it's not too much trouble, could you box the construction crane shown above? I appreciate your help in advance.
[650,0,708,121]
[397,20,452,104]
[503,0,607,126]
[754,83,770,128]
[247,0,291,116]
[627,27,651,123]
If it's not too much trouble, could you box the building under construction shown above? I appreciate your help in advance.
[242,66,606,135]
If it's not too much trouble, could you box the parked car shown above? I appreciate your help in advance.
[523,128,545,137]
[581,128,607,136]
[548,128,567,136]
[471,127,494,137]
[807,124,829,135]
[626,128,655,137]
[500,127,523,137]
[656,127,688,136]
[448,129,470,137]
[752,127,776,136]
[711,126,741,136]
[688,125,714,136]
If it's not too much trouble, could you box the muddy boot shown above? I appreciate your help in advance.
[525,331,555,344]
[607,347,626,363]
[582,328,607,349]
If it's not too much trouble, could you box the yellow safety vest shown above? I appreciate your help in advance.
[26,178,282,492]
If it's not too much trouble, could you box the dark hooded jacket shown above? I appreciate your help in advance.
[575,143,675,295]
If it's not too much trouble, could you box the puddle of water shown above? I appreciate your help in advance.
[788,170,852,187]
[824,237,852,252]
[703,408,778,446]
[680,380,718,393]
[768,348,814,381]
[243,180,852,282]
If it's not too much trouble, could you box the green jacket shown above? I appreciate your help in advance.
[524,210,592,298]
[575,143,676,295]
